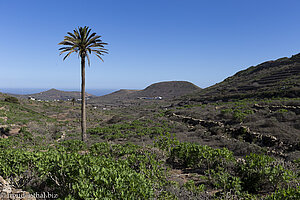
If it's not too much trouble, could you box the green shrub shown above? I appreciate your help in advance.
[169,142,234,171]
[90,142,168,189]
[154,132,179,153]
[276,109,288,113]
[265,187,300,200]
[89,142,140,158]
[35,149,154,199]
[221,107,254,122]
[157,191,178,200]
[59,139,87,152]
[4,96,19,104]
[87,120,170,140]
[0,140,175,199]
[207,168,242,192]
[0,148,36,188]
[18,127,33,141]
[183,180,205,194]
[294,158,300,178]
[237,154,292,193]
[0,138,15,148]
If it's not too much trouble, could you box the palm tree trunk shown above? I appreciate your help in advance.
[81,55,87,142]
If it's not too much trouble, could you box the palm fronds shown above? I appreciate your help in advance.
[58,26,108,65]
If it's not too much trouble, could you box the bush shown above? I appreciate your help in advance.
[169,142,234,171]
[220,107,254,122]
[0,147,36,188]
[207,168,242,192]
[183,180,205,194]
[0,139,176,199]
[237,154,292,193]
[4,96,19,104]
[265,187,300,200]
[59,139,87,152]
[89,142,141,158]
[87,120,169,140]
[35,149,154,199]
[154,132,179,153]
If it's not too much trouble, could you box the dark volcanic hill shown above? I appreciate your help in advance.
[91,89,140,102]
[13,89,95,101]
[184,53,300,102]
[88,81,200,104]
[136,81,200,99]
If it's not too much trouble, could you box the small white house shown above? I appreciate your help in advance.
[28,96,36,100]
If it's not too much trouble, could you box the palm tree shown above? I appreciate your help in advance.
[58,26,108,142]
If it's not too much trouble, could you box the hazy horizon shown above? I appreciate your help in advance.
[0,88,118,96]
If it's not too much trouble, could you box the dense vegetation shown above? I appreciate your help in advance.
[0,130,299,199]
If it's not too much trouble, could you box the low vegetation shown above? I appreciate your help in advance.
[0,132,299,199]
[0,93,299,199]
[4,96,19,104]
[87,119,170,140]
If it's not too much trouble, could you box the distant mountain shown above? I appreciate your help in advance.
[184,53,300,102]
[12,88,95,101]
[136,81,200,99]
[91,89,140,101]
[88,81,200,103]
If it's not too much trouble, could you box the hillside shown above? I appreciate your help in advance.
[89,81,200,104]
[0,78,299,199]
[1,87,299,199]
[184,53,300,102]
[13,88,95,101]
[0,92,6,100]
[91,89,140,101]
[136,81,200,99]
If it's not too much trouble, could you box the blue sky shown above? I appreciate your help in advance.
[1,0,300,92]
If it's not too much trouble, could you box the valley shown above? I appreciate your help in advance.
[0,54,299,199]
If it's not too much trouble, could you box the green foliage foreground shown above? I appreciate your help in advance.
[154,133,299,199]
[0,139,169,199]
[0,133,299,199]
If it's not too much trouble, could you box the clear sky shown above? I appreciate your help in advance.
[1,0,300,91]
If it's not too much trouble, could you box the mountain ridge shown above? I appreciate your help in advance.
[184,53,300,102]
[88,81,201,104]
[11,88,95,101]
